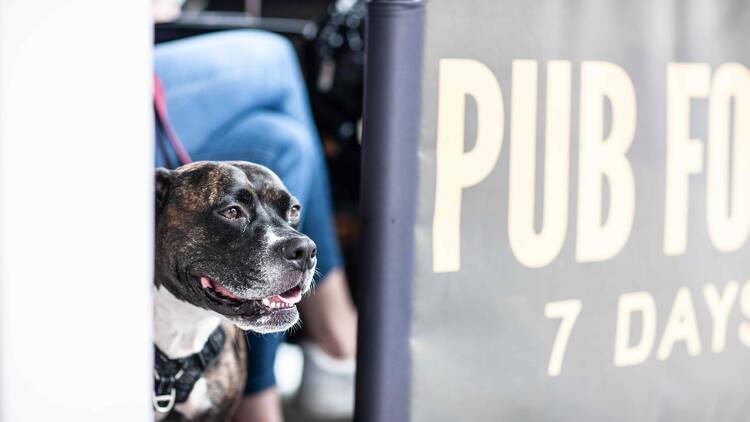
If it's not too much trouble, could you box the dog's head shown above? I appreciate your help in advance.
[155,161,316,333]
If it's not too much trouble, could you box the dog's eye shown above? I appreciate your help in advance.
[219,206,242,220]
[288,204,301,221]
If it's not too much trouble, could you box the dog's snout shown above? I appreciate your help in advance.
[280,236,316,270]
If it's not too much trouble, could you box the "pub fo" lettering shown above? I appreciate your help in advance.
[432,59,750,271]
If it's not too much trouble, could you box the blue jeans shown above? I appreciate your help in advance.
[154,30,343,394]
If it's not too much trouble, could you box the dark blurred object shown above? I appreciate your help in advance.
[203,0,330,18]
[201,0,263,14]
[303,0,365,302]
[202,0,244,12]
[262,0,330,19]
[304,0,364,147]
[155,11,317,43]
[155,0,330,43]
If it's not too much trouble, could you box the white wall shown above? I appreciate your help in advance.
[0,1,153,421]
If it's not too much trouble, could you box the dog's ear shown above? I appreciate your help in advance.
[155,168,175,212]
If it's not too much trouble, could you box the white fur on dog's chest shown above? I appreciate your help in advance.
[153,287,222,419]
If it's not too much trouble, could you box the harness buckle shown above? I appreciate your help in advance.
[152,388,176,413]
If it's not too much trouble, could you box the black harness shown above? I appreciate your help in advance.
[152,325,226,414]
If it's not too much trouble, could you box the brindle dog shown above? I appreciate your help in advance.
[154,161,316,421]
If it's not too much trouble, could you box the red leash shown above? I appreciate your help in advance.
[154,74,192,165]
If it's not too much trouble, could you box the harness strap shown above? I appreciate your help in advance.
[153,325,226,413]
[153,74,193,166]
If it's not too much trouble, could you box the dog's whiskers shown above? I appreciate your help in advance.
[287,318,303,335]
[307,280,318,296]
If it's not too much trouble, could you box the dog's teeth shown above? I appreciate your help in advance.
[260,297,296,309]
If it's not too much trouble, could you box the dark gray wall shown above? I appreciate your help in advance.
[411,0,750,421]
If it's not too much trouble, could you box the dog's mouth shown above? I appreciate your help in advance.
[199,276,302,311]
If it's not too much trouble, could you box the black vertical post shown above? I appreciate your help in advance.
[355,1,424,422]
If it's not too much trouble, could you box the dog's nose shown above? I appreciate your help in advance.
[280,236,317,271]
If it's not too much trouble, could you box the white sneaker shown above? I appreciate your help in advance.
[274,343,305,398]
[296,341,356,419]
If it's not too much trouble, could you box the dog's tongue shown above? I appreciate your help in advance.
[201,276,241,300]
[269,286,302,305]
[200,277,212,289]
[201,276,302,305]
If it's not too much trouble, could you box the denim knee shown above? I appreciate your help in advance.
[269,121,318,191]
[193,111,318,203]
[202,29,299,76]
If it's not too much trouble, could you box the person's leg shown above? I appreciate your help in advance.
[154,29,314,167]
[232,388,283,422]
[235,331,285,422]
[299,269,357,358]
[294,143,357,359]
[191,112,316,207]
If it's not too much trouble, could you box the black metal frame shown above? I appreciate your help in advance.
[154,11,317,43]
